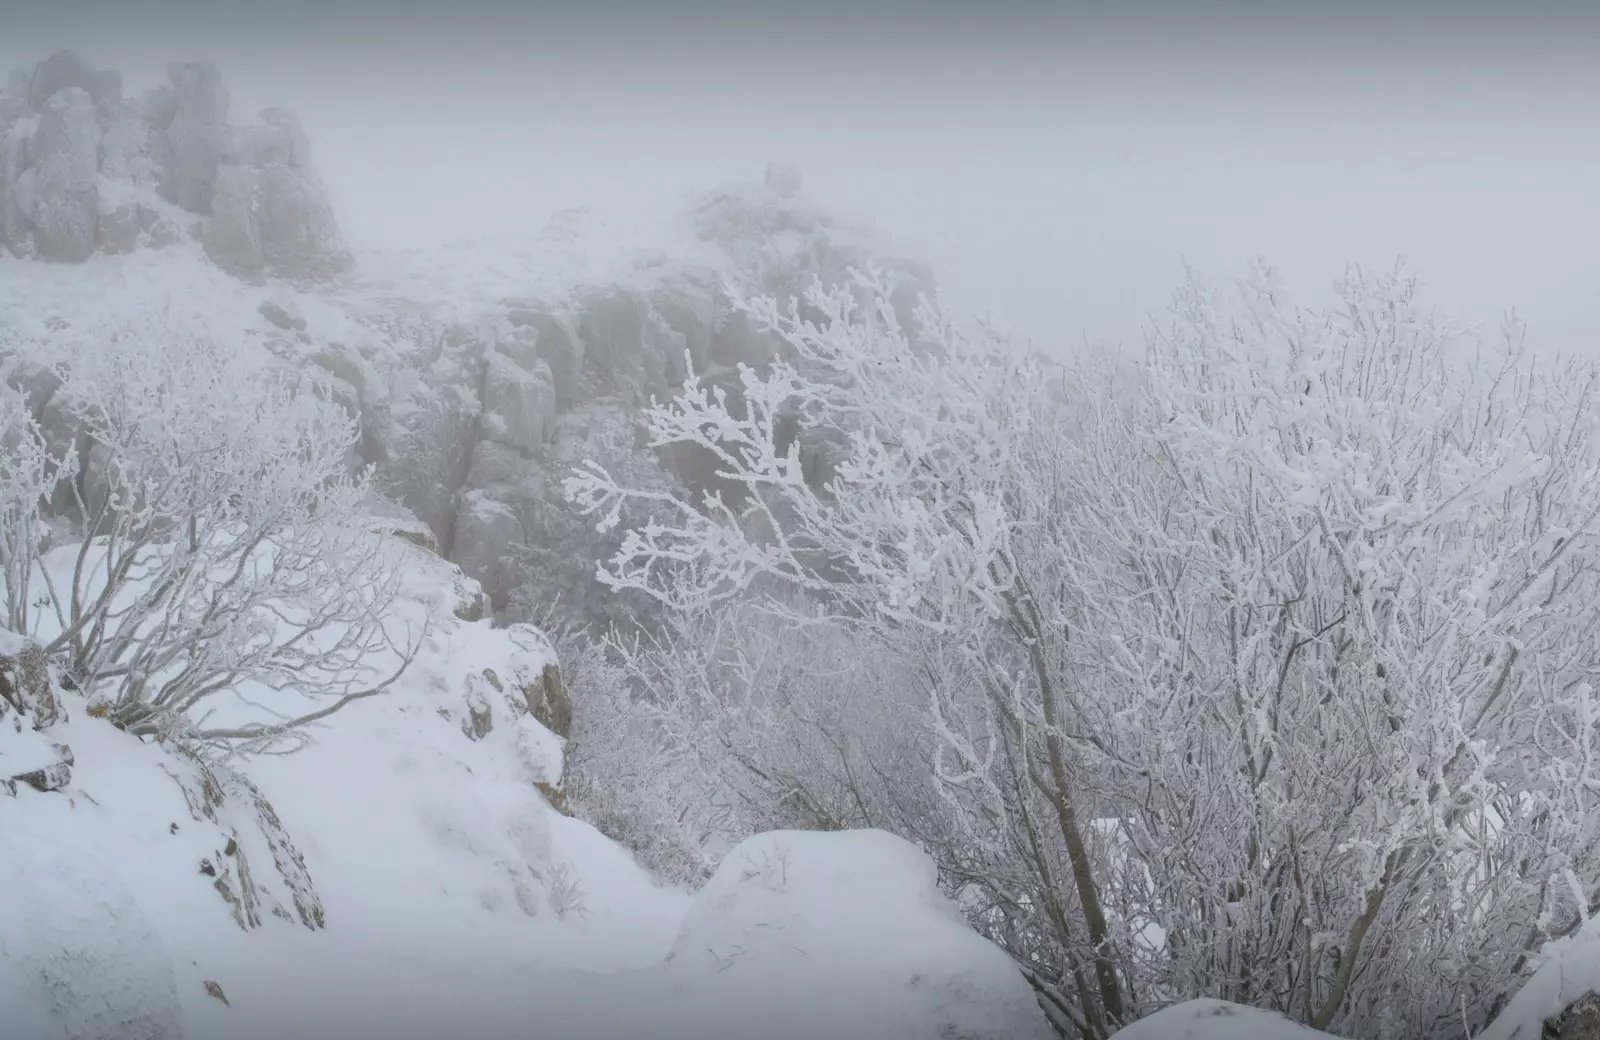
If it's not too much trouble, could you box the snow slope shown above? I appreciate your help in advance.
[0,527,1052,1039]
[1108,1000,1335,1040]
[0,532,688,1038]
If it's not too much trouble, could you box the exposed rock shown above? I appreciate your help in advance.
[97,99,153,182]
[374,379,480,548]
[95,197,142,253]
[645,310,687,396]
[0,636,62,729]
[480,351,555,453]
[307,340,366,399]
[0,94,30,255]
[160,60,229,213]
[506,305,585,403]
[199,164,259,267]
[28,87,100,262]
[452,491,525,605]
[260,108,312,166]
[464,438,527,492]
[532,662,572,739]
[367,515,440,555]
[651,276,716,376]
[795,424,853,492]
[578,287,649,394]
[96,196,169,255]
[9,753,73,795]
[461,683,494,740]
[534,780,568,813]
[164,746,326,931]
[224,107,310,168]
[204,154,350,280]
[1552,993,1600,1040]
[26,50,119,111]
[453,579,492,623]
[259,291,307,331]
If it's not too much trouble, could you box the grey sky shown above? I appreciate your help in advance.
[5,1,1600,352]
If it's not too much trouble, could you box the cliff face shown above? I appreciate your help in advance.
[0,50,349,280]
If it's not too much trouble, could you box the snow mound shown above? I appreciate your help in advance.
[1109,999,1334,1040]
[572,828,1056,1040]
[0,817,184,1040]
[0,526,688,1040]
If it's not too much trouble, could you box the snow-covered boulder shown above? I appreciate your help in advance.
[27,86,100,262]
[609,829,1057,1040]
[0,93,30,253]
[1110,999,1334,1040]
[25,49,120,112]
[0,820,185,1040]
[452,489,526,603]
[204,157,350,281]
[505,304,586,402]
[158,61,229,214]
[480,350,556,452]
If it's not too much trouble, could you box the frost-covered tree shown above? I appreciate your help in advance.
[2,320,419,747]
[566,265,1600,1039]
[0,362,77,637]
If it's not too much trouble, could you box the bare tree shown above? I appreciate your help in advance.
[0,361,77,637]
[6,321,422,748]
[566,264,1600,1039]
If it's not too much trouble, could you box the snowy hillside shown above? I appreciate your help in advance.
[0,528,1050,1039]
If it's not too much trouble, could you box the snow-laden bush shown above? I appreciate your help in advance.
[568,264,1600,1038]
[0,318,419,748]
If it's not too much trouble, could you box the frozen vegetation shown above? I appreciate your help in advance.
[3,48,1600,1040]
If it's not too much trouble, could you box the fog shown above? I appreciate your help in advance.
[6,2,1600,352]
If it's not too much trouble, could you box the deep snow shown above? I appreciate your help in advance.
[0,527,1053,1039]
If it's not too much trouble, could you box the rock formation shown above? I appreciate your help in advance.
[2,49,936,627]
[0,50,348,279]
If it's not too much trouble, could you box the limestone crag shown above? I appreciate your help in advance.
[3,49,935,626]
[338,181,935,614]
[0,50,348,279]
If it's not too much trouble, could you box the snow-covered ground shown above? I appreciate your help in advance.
[0,527,1052,1039]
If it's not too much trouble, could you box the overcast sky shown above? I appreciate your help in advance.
[5,1,1600,353]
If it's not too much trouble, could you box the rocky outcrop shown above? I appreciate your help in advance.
[156,60,229,213]
[1,632,74,797]
[1552,994,1600,1040]
[0,50,347,277]
[452,490,525,604]
[204,107,351,280]
[26,50,120,112]
[0,635,61,730]
[24,87,100,262]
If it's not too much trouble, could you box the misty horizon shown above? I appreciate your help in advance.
[6,1,1600,352]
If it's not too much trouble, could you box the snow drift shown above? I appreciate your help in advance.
[0,526,1050,1039]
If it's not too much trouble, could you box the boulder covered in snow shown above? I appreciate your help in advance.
[480,350,556,453]
[0,52,346,275]
[0,816,185,1040]
[26,86,100,262]
[614,828,1056,1040]
[452,490,526,605]
[1110,999,1334,1040]
[157,61,229,214]
[25,49,121,112]
[204,141,351,280]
